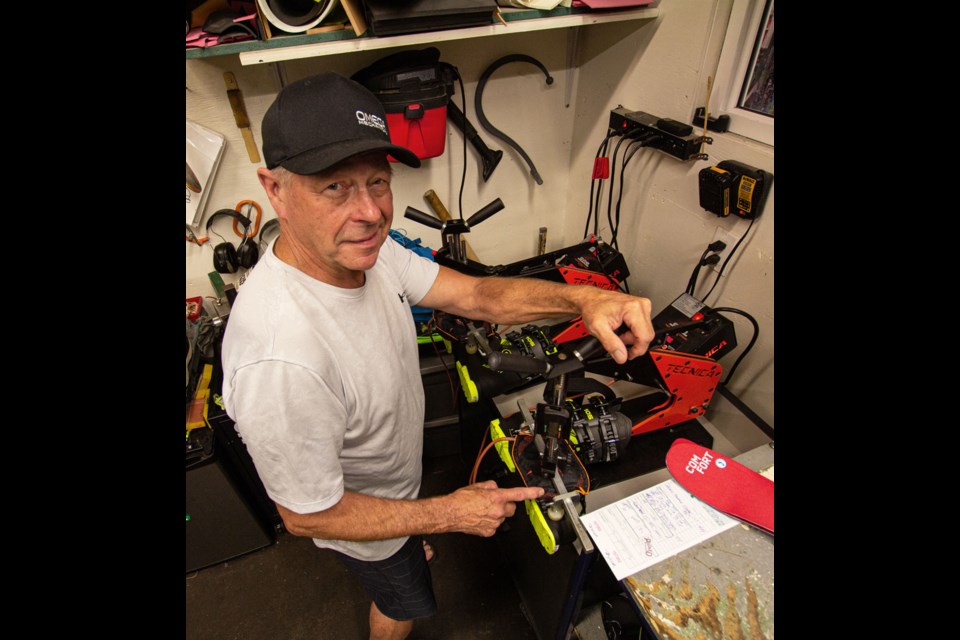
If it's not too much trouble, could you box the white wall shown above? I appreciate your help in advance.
[565,0,774,426]
[186,0,773,426]
[186,29,581,301]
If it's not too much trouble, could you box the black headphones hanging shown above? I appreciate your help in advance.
[258,218,280,254]
[205,209,259,273]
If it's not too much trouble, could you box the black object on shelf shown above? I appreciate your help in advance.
[692,107,730,133]
[363,0,498,37]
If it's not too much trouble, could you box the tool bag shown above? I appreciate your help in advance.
[351,48,456,161]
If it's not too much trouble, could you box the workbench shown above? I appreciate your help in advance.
[616,444,774,640]
[466,381,773,640]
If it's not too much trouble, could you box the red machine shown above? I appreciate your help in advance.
[405,198,736,553]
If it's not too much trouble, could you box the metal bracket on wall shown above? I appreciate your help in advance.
[693,107,731,133]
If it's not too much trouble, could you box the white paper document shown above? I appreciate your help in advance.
[580,479,739,581]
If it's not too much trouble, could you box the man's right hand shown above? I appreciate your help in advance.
[446,481,545,537]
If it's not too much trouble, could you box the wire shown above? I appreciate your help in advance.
[701,218,756,303]
[686,250,709,296]
[711,307,759,385]
[470,436,515,485]
[610,136,647,248]
[686,245,723,298]
[437,61,469,218]
[609,135,648,249]
[604,135,630,247]
[609,133,659,250]
[472,422,489,480]
[455,70,467,218]
[427,321,459,414]
[584,133,616,239]
[563,442,591,496]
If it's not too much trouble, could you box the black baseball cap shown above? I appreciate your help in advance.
[261,72,421,174]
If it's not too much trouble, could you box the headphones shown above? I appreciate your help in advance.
[205,209,259,273]
[258,218,280,253]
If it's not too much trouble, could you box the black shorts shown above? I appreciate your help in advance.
[333,535,437,621]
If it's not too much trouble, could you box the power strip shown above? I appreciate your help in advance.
[609,107,708,161]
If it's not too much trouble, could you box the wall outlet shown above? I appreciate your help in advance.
[711,226,740,274]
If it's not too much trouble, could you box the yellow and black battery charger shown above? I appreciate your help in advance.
[699,160,772,219]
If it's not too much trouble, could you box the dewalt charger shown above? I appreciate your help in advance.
[698,160,772,219]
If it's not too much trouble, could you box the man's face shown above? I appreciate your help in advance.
[269,152,394,287]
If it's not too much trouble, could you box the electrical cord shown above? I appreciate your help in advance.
[509,431,590,496]
[584,132,617,240]
[592,141,608,238]
[437,61,469,218]
[454,70,468,217]
[686,252,721,297]
[604,135,630,248]
[711,306,759,385]
[685,239,728,296]
[470,436,515,485]
[702,218,756,303]
[609,132,658,249]
[426,319,460,416]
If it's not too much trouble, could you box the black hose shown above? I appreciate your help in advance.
[475,54,554,186]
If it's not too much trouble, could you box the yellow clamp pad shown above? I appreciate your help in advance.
[526,499,559,555]
[196,364,213,395]
[186,364,215,434]
[489,420,516,472]
[456,361,479,403]
[186,389,210,433]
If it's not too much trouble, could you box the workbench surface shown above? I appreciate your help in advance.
[621,444,774,640]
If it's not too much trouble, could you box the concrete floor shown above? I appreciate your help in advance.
[185,454,542,640]
[185,389,770,640]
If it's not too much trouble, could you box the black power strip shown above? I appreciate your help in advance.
[609,107,706,161]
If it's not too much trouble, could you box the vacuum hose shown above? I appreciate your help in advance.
[475,54,554,186]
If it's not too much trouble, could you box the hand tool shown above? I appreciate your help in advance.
[223,72,261,163]
[423,189,480,262]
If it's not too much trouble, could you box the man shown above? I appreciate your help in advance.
[221,72,655,640]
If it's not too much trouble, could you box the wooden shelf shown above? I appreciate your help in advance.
[185,6,659,66]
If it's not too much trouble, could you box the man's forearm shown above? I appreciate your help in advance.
[468,276,600,325]
[466,276,654,363]
[277,482,544,541]
[278,491,455,540]
[422,266,654,363]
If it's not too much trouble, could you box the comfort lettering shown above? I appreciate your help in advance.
[685,451,712,474]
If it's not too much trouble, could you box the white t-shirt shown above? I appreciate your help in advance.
[221,237,440,561]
